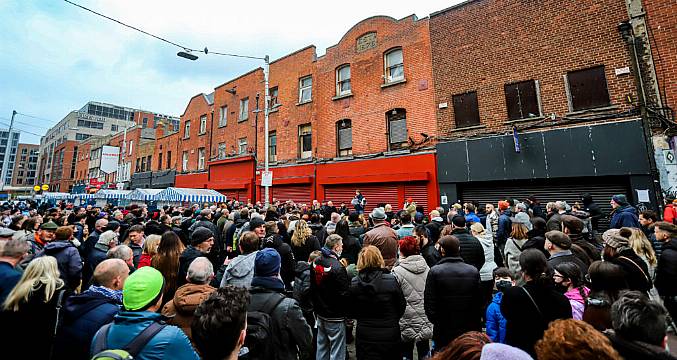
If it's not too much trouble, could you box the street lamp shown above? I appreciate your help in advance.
[179,49,272,207]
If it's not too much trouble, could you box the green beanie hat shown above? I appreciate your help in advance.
[123,267,164,311]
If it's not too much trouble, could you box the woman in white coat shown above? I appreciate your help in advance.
[470,222,498,309]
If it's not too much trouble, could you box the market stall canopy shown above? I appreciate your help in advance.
[155,187,226,204]
[43,192,74,200]
[127,188,164,201]
[93,189,132,200]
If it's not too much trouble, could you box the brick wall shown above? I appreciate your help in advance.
[430,0,639,139]
[177,94,213,172]
[644,0,677,111]
[74,142,91,183]
[153,131,180,172]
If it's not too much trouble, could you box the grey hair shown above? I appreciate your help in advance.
[555,201,567,211]
[0,238,29,258]
[95,218,109,228]
[611,290,667,346]
[188,257,214,284]
[107,244,133,262]
[325,234,343,250]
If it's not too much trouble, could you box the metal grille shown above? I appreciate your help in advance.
[263,185,312,205]
[389,114,407,144]
[404,182,429,214]
[324,184,399,213]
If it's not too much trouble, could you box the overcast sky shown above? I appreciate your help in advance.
[0,0,461,144]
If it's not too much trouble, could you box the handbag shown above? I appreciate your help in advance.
[48,289,67,360]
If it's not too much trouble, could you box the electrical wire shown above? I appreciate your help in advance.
[15,112,60,126]
[0,122,44,137]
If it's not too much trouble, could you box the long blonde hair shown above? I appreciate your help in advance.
[291,220,312,247]
[143,234,162,257]
[627,227,657,267]
[3,256,64,311]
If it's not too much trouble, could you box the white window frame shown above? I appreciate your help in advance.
[199,115,207,134]
[184,120,191,139]
[384,48,404,83]
[299,76,312,103]
[197,148,205,170]
[219,106,227,127]
[336,65,351,96]
[268,131,277,162]
[239,98,249,121]
[238,137,247,155]
[269,87,279,108]
[182,151,189,171]
[299,124,312,159]
[128,140,134,156]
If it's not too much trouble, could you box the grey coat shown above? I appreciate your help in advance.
[392,255,433,342]
[220,251,258,288]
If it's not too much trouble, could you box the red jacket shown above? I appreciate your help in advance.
[664,204,676,224]
[137,253,152,268]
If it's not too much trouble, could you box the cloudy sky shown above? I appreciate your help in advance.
[0,0,461,144]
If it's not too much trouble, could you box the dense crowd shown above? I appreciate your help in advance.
[0,190,676,360]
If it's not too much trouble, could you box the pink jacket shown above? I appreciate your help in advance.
[565,287,590,320]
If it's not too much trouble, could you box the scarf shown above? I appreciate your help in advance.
[87,285,123,303]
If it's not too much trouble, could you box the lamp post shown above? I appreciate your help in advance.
[178,50,271,207]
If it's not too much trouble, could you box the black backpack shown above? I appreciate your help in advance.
[245,293,285,360]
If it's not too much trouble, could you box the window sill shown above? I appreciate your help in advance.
[381,78,407,89]
[296,100,312,106]
[332,93,353,101]
[450,124,486,132]
[566,105,619,116]
[268,108,279,114]
[183,137,190,140]
[384,149,410,156]
[238,118,249,123]
[198,132,207,136]
[218,124,227,129]
[504,116,544,125]
[297,157,313,164]
[333,155,354,161]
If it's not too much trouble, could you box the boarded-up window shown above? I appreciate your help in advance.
[388,109,407,150]
[337,119,352,156]
[566,66,610,111]
[453,92,481,128]
[505,80,541,120]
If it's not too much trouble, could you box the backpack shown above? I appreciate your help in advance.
[244,293,285,360]
[91,322,166,360]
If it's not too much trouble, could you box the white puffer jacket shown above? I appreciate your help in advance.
[392,255,434,342]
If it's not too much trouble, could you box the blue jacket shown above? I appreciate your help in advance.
[486,292,507,343]
[37,240,83,291]
[496,210,513,245]
[0,261,21,304]
[610,205,640,229]
[91,311,199,360]
[54,290,121,360]
[465,212,481,225]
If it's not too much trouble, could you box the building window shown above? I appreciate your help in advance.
[269,87,279,108]
[452,91,481,128]
[268,131,277,162]
[299,76,312,103]
[75,133,91,141]
[197,148,205,170]
[336,65,351,96]
[238,138,248,155]
[337,119,352,156]
[158,152,163,170]
[129,140,134,155]
[199,115,207,135]
[146,156,152,172]
[182,151,189,171]
[298,124,312,159]
[136,158,141,172]
[111,124,119,132]
[387,109,408,150]
[142,117,148,128]
[184,120,191,138]
[565,65,611,111]
[239,98,249,121]
[219,106,227,127]
[218,143,226,159]
[384,48,404,83]
[504,80,542,121]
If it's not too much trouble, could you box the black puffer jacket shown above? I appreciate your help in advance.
[310,248,349,320]
[451,228,485,272]
[424,256,482,349]
[348,268,405,360]
[655,239,677,297]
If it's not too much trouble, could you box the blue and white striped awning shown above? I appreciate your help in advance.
[43,192,75,200]
[73,193,95,199]
[93,189,132,200]
[155,187,226,204]
[128,188,164,201]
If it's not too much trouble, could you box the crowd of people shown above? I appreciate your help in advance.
[0,189,676,360]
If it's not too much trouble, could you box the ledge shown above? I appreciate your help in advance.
[332,93,353,101]
[296,158,313,164]
[381,78,407,89]
[296,100,312,106]
[566,105,620,116]
[332,156,354,161]
[450,124,487,132]
[268,107,279,114]
[198,132,207,136]
[384,149,411,156]
[237,118,249,123]
[218,124,227,129]
[504,116,544,125]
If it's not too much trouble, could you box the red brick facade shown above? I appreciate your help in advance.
[429,0,639,139]
[177,94,214,172]
[50,140,78,192]
[644,0,677,110]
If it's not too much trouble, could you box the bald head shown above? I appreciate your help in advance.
[95,218,109,232]
[93,258,130,289]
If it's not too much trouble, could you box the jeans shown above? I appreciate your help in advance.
[401,339,430,360]
[316,317,346,360]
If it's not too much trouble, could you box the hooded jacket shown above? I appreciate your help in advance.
[262,233,295,289]
[161,283,216,342]
[610,205,640,229]
[220,250,258,288]
[310,247,350,320]
[53,289,121,360]
[485,292,507,343]
[37,240,82,291]
[476,232,497,281]
[392,255,433,342]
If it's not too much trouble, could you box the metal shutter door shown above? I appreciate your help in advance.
[404,183,429,214]
[324,184,399,213]
[220,189,245,202]
[459,179,629,231]
[267,185,312,205]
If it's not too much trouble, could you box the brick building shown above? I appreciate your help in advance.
[174,15,440,211]
[430,0,659,216]
[50,140,79,192]
[11,143,39,187]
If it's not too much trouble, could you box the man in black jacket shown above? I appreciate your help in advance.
[189,209,222,262]
[249,248,313,360]
[262,221,295,289]
[450,215,485,272]
[424,235,482,351]
[310,235,349,360]
[545,230,589,277]
[178,227,214,287]
[654,221,677,321]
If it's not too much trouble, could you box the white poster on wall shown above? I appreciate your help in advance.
[100,146,120,174]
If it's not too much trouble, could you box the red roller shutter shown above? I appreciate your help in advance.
[324,184,399,213]
[265,185,312,205]
[219,189,246,202]
[404,182,429,214]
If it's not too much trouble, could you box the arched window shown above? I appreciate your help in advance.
[337,119,352,157]
[387,109,407,150]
